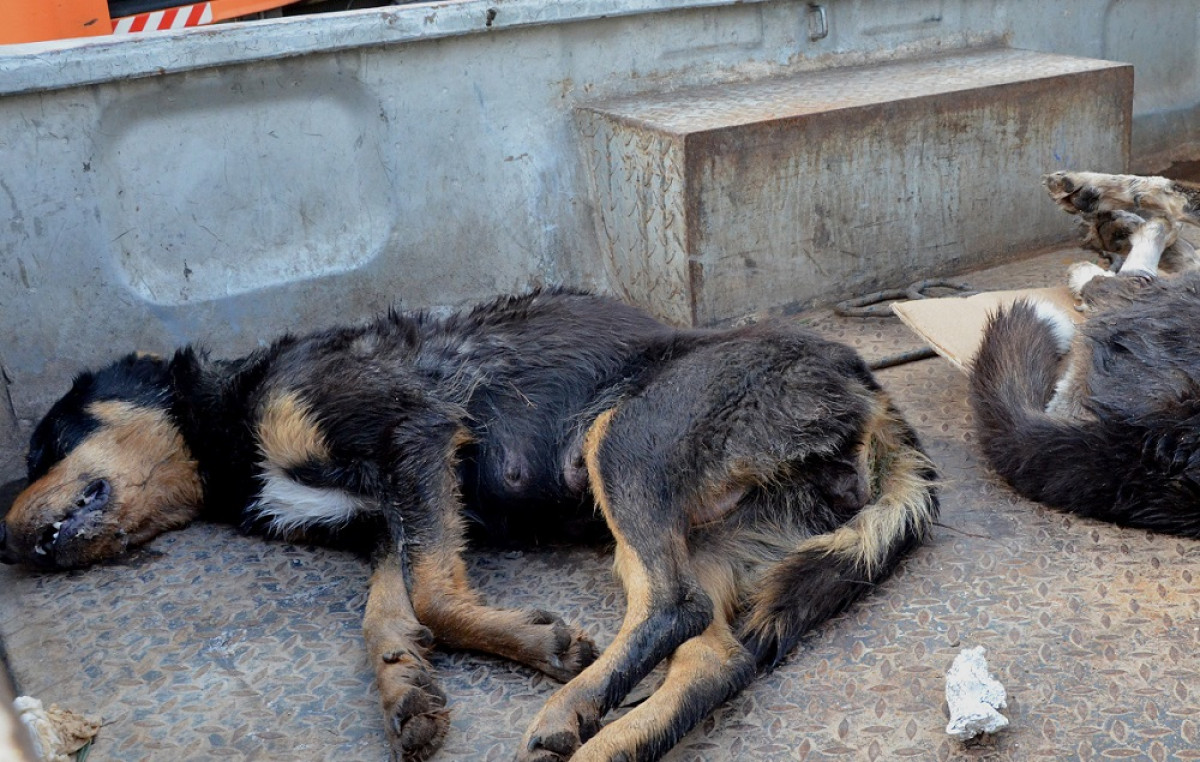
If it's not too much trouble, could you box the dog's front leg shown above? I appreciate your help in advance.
[1044,171,1200,224]
[1117,215,1176,277]
[392,422,598,680]
[364,553,449,762]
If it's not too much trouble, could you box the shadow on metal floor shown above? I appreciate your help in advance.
[3,248,1200,761]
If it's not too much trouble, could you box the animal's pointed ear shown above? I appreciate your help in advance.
[168,346,202,377]
[166,346,208,396]
[26,370,100,481]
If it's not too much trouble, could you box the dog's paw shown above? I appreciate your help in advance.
[1067,261,1113,298]
[519,701,602,762]
[521,609,599,682]
[1045,171,1181,218]
[378,657,450,762]
[1046,171,1104,214]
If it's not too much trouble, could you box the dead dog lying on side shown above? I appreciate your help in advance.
[971,171,1200,536]
[0,289,937,762]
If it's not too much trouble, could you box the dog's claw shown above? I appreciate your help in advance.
[522,730,578,760]
[519,704,601,762]
[379,660,449,762]
[520,609,598,682]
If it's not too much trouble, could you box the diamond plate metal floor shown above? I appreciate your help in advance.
[4,248,1200,761]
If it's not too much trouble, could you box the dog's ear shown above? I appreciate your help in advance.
[27,351,176,481]
[26,369,101,481]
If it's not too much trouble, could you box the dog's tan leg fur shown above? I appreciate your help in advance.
[519,541,667,761]
[363,555,448,762]
[520,407,720,762]
[408,546,597,682]
[520,410,662,760]
[570,555,753,762]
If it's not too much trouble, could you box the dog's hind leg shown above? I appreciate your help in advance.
[520,408,718,762]
[563,394,937,762]
[564,552,756,762]
[523,338,936,762]
[364,554,449,762]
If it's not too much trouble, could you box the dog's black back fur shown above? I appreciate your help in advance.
[150,290,681,541]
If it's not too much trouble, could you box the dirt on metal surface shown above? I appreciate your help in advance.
[3,248,1200,761]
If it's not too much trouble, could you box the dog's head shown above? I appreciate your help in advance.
[1,353,203,569]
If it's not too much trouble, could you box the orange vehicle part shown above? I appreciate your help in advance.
[110,0,299,33]
[0,0,111,44]
[207,0,299,22]
[0,0,300,44]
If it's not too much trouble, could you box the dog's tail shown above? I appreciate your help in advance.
[738,392,938,670]
[968,299,1200,536]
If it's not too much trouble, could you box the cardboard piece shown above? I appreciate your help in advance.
[892,286,1083,373]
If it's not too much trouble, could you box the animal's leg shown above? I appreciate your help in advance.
[519,409,715,762]
[392,423,596,683]
[1118,216,1177,277]
[569,555,755,762]
[1067,261,1113,301]
[407,536,598,682]
[363,554,448,762]
[1069,216,1176,313]
[1044,171,1200,224]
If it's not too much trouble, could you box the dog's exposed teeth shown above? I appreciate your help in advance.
[34,522,64,558]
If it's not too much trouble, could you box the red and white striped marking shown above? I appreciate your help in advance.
[111,3,215,33]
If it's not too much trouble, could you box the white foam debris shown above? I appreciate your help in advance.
[945,646,1009,741]
[14,696,101,762]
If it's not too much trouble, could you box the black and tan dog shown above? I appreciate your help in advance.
[971,171,1200,537]
[1,289,937,761]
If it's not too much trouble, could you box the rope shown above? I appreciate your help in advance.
[833,279,976,370]
[834,279,976,318]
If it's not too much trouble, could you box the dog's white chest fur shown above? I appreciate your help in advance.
[253,468,375,534]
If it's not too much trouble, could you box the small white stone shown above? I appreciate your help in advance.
[945,646,1009,740]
